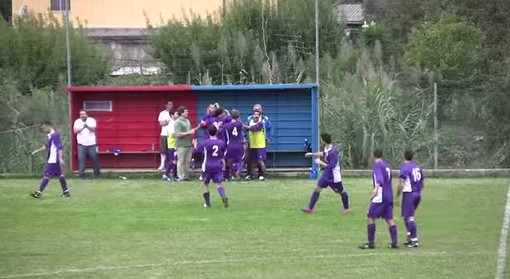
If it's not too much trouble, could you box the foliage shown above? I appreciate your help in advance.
[0,14,110,93]
[321,48,433,168]
[0,79,69,173]
[150,0,344,85]
[404,18,483,82]
[360,21,390,51]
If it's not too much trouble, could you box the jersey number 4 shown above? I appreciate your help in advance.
[232,127,238,137]
[212,145,219,156]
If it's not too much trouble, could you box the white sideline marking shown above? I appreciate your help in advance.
[0,251,492,278]
[496,184,510,279]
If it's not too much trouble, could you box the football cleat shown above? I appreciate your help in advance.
[388,244,399,249]
[300,207,314,214]
[30,191,42,199]
[203,203,211,208]
[222,197,229,208]
[258,176,266,181]
[62,191,71,198]
[162,175,171,182]
[406,241,419,248]
[359,243,375,250]
[245,175,253,181]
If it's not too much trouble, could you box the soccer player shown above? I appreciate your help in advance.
[359,149,399,249]
[301,133,350,214]
[244,104,272,180]
[244,110,268,181]
[197,126,229,208]
[223,110,245,180]
[163,109,179,182]
[395,150,425,248]
[30,121,70,199]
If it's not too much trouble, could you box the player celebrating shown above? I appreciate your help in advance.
[197,126,229,208]
[163,109,179,182]
[395,150,425,248]
[223,110,245,180]
[244,110,267,181]
[359,149,399,249]
[301,133,350,214]
[30,121,70,199]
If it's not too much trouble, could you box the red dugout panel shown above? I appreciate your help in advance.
[68,86,196,170]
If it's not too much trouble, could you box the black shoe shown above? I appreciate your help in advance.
[406,241,419,248]
[359,243,375,249]
[222,197,229,208]
[388,243,399,249]
[30,191,42,199]
[62,191,71,198]
[404,239,412,246]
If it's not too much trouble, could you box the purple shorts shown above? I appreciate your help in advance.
[317,179,344,193]
[249,148,266,163]
[367,202,394,220]
[226,145,244,161]
[401,192,421,218]
[166,148,176,161]
[203,170,223,185]
[43,163,62,177]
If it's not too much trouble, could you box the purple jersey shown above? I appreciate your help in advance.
[46,130,63,164]
[372,160,393,203]
[198,138,226,172]
[201,114,218,140]
[322,146,341,183]
[399,161,424,193]
[224,121,244,146]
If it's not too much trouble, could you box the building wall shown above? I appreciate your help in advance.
[12,0,225,28]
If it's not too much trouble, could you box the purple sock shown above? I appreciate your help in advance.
[408,220,418,240]
[39,178,49,192]
[164,162,173,177]
[404,219,410,234]
[217,186,226,198]
[367,223,376,245]
[340,192,349,209]
[59,176,68,192]
[389,225,398,246]
[203,192,211,206]
[308,191,320,210]
[172,164,178,178]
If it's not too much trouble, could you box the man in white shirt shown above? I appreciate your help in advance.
[73,110,101,179]
[158,101,174,170]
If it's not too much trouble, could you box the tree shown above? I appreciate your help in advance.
[404,18,483,82]
[0,15,110,93]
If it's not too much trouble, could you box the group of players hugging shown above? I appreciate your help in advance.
[162,103,273,209]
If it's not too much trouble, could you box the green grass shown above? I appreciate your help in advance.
[0,178,508,279]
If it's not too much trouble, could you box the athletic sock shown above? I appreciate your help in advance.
[308,191,320,210]
[39,178,49,192]
[203,192,211,207]
[389,224,398,246]
[340,192,349,209]
[59,176,68,192]
[367,223,376,245]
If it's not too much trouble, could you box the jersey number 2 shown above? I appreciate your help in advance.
[212,145,219,156]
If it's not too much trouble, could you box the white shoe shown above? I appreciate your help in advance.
[259,176,266,181]
[199,175,203,181]
[157,166,164,171]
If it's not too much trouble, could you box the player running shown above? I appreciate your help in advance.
[359,149,399,249]
[30,121,70,199]
[395,150,425,248]
[222,110,245,180]
[301,133,350,214]
[197,126,229,208]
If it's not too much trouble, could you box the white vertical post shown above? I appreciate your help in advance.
[433,82,438,169]
[314,0,320,151]
[64,0,72,86]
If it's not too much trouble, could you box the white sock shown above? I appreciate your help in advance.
[160,154,166,167]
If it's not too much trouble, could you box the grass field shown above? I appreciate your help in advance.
[0,177,508,279]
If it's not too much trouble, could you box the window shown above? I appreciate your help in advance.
[83,101,112,112]
[50,0,71,11]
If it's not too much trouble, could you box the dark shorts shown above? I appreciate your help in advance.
[166,148,176,161]
[203,170,223,185]
[44,163,62,177]
[367,202,394,220]
[317,179,344,193]
[401,192,421,218]
[226,145,244,161]
[160,136,168,153]
[249,148,266,162]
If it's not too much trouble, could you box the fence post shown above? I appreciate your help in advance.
[433,82,438,169]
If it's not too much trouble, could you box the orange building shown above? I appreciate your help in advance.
[12,0,225,28]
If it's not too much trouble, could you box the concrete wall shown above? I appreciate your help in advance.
[13,0,225,28]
